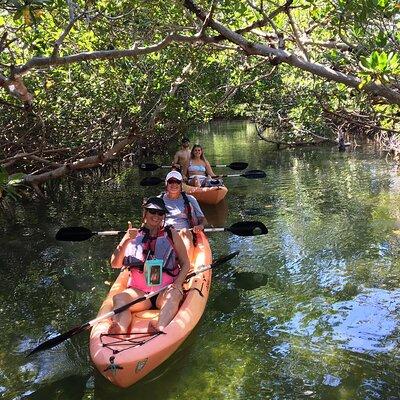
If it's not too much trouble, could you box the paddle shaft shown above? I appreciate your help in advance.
[204,227,225,233]
[213,174,241,178]
[89,226,256,237]
[93,231,126,236]
[95,230,125,237]
[212,170,266,179]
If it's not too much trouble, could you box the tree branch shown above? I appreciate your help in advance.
[52,11,85,58]
[286,8,309,60]
[183,0,400,105]
[198,0,218,37]
[23,130,139,187]
[13,33,201,76]
[212,0,294,41]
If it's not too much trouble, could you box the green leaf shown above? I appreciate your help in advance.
[377,52,388,71]
[370,51,379,68]
[375,31,387,47]
[387,52,399,71]
[376,0,388,7]
[7,173,26,186]
[359,56,371,70]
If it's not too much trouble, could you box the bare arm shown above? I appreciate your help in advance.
[205,160,216,177]
[172,151,180,165]
[110,222,138,268]
[181,160,189,181]
[190,196,207,232]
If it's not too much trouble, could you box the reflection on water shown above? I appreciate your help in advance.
[268,287,400,354]
[201,199,228,227]
[322,288,400,353]
[1,121,400,399]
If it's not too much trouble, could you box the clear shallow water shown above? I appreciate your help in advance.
[1,121,400,399]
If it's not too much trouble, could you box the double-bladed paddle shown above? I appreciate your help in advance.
[55,221,268,242]
[139,169,266,187]
[139,161,248,172]
[27,251,240,356]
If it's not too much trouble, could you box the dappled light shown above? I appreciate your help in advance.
[1,121,400,399]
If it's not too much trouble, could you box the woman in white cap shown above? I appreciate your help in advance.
[109,196,190,333]
[161,170,207,259]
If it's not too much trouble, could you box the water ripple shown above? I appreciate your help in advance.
[271,288,400,355]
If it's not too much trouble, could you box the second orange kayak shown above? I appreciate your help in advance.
[182,183,228,205]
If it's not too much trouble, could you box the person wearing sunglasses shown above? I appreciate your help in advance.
[109,196,190,334]
[161,170,207,260]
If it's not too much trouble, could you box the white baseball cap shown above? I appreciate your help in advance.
[165,170,183,184]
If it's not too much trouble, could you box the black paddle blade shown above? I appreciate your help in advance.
[211,251,240,268]
[140,176,163,186]
[55,227,95,241]
[242,170,267,179]
[228,162,248,170]
[139,163,159,171]
[228,221,268,236]
[27,323,90,356]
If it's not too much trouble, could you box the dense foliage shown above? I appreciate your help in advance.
[0,0,399,198]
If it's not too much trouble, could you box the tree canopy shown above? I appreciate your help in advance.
[0,0,399,198]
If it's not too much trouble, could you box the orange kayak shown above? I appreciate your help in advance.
[90,231,212,388]
[182,183,228,205]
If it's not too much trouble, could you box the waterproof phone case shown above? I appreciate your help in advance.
[144,259,163,286]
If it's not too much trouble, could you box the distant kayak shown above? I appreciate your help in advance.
[90,231,212,388]
[182,183,228,205]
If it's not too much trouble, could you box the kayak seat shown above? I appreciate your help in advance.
[134,309,160,320]
[129,310,160,333]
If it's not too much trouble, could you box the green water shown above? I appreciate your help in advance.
[1,121,400,399]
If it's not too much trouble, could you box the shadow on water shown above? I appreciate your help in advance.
[59,274,97,292]
[209,288,241,313]
[233,271,269,290]
[22,374,90,400]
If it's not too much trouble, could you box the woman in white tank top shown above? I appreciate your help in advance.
[182,145,217,187]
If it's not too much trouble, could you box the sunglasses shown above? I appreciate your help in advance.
[146,209,165,216]
[167,179,181,184]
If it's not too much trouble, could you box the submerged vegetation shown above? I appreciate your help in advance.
[0,0,399,200]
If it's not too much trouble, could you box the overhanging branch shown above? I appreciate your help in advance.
[183,0,400,105]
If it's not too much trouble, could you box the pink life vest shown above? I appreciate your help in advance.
[123,227,179,292]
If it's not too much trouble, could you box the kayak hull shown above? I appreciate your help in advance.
[182,183,228,205]
[90,231,212,388]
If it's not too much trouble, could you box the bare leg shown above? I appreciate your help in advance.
[109,288,151,334]
[153,286,183,331]
[179,228,194,261]
[189,177,201,187]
